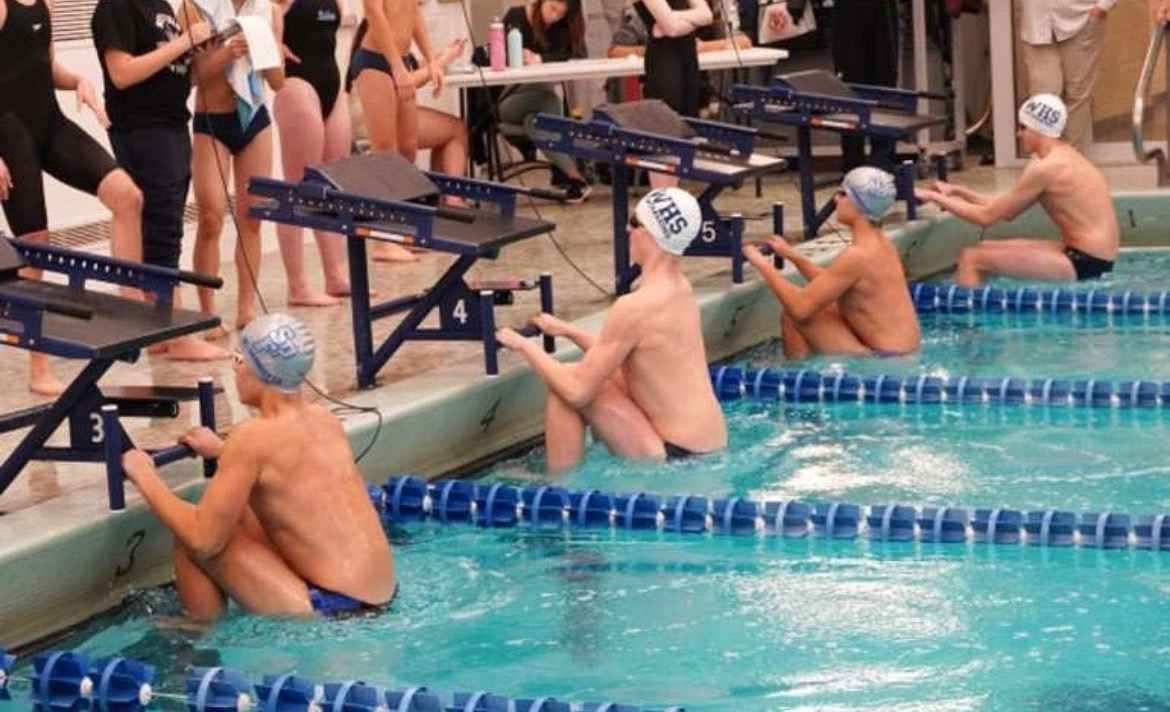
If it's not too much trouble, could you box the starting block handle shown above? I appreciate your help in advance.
[198,378,218,478]
[0,286,94,320]
[102,405,125,511]
[539,273,555,354]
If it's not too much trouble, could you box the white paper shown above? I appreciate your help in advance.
[234,15,281,71]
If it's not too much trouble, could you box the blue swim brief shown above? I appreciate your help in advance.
[308,583,396,618]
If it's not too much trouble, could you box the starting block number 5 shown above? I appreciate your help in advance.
[451,298,469,325]
[700,221,717,244]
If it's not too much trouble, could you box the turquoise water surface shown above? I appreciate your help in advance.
[5,250,1170,711]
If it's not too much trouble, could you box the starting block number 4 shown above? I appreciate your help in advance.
[452,299,469,325]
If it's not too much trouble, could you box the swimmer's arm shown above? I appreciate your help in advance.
[761,249,864,323]
[929,167,1045,227]
[506,308,636,408]
[641,0,711,37]
[178,2,237,83]
[412,11,438,76]
[122,433,260,560]
[940,183,992,206]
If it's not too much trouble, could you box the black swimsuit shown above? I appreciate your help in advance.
[635,0,701,118]
[283,0,341,117]
[0,0,117,235]
[1064,246,1115,281]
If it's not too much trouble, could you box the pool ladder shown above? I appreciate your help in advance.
[1133,21,1170,186]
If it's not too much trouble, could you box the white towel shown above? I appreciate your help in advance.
[193,0,272,128]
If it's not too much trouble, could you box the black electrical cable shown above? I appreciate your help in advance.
[455,1,613,299]
[179,3,383,464]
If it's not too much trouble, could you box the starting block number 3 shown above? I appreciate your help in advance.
[90,412,106,444]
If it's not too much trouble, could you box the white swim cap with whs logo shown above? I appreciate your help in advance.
[240,313,317,393]
[1018,93,1067,139]
[841,166,896,222]
[634,187,703,256]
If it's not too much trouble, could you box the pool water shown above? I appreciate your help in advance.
[5,249,1170,712]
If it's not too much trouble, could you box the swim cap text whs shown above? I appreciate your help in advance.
[1018,93,1067,139]
[634,188,703,256]
[240,314,317,393]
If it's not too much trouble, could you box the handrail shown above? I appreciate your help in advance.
[1132,21,1169,186]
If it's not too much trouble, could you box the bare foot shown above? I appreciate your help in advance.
[203,324,231,341]
[236,307,258,332]
[324,280,352,298]
[288,289,342,307]
[372,243,421,263]
[29,371,66,397]
[164,335,232,361]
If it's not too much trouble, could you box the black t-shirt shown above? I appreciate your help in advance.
[502,5,582,63]
[91,0,191,132]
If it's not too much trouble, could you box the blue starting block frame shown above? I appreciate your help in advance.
[534,101,787,295]
[730,70,948,238]
[250,156,557,388]
[0,237,222,511]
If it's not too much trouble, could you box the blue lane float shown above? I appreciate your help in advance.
[709,366,1170,408]
[0,650,699,712]
[908,283,1170,315]
[377,476,1170,552]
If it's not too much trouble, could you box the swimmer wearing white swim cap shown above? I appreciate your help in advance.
[121,313,397,620]
[744,166,921,358]
[496,187,727,471]
[915,95,1119,286]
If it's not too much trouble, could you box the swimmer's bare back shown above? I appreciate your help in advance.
[615,272,728,453]
[241,404,395,605]
[1031,142,1119,261]
[835,225,920,355]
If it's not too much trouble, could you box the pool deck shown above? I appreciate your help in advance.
[0,161,1163,650]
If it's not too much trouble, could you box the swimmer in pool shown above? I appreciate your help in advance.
[744,166,921,359]
[122,314,396,619]
[496,188,727,472]
[915,94,1120,286]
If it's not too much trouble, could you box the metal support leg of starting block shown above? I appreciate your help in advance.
[932,153,949,183]
[480,290,498,376]
[771,202,786,271]
[897,160,918,221]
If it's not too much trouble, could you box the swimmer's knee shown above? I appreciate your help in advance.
[102,171,144,214]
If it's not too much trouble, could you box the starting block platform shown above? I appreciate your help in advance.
[535,100,787,295]
[731,70,949,237]
[0,237,222,511]
[249,153,558,388]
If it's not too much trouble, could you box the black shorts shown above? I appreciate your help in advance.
[0,110,118,236]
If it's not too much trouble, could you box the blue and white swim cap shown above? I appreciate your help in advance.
[239,313,316,393]
[841,166,896,222]
[634,187,703,256]
[1018,93,1067,139]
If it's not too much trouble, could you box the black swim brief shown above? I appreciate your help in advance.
[308,582,397,618]
[1064,246,1114,281]
[664,441,698,461]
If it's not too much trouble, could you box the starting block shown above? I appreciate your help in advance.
[534,100,787,295]
[730,70,948,237]
[0,237,223,511]
[249,153,557,388]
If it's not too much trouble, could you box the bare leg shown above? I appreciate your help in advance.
[154,288,233,361]
[781,311,813,360]
[317,93,353,295]
[97,168,145,271]
[417,107,469,208]
[274,79,340,307]
[582,378,669,460]
[544,389,588,473]
[231,127,274,330]
[18,228,65,395]
[354,69,418,262]
[186,522,314,617]
[173,540,227,621]
[191,134,232,336]
[956,239,1076,286]
[783,304,872,357]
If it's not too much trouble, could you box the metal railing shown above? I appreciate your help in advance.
[1133,21,1170,186]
